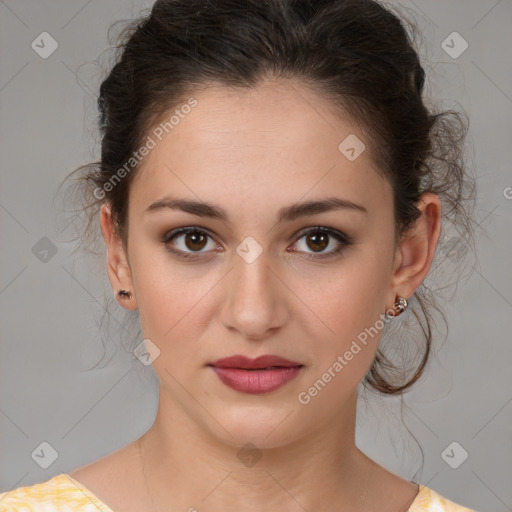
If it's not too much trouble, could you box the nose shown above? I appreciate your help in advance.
[219,247,289,341]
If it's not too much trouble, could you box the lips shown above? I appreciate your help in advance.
[209,354,303,370]
[208,355,304,394]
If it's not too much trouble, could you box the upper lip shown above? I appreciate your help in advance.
[209,355,303,369]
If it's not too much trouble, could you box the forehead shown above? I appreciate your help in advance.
[129,79,390,221]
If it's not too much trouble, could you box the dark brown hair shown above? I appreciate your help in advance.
[62,0,477,395]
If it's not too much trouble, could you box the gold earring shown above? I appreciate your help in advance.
[117,289,132,300]
[389,296,408,317]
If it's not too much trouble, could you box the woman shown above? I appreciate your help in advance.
[0,0,478,510]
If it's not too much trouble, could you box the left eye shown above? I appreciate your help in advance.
[162,226,351,260]
[291,227,350,258]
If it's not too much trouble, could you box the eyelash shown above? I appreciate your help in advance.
[161,226,352,261]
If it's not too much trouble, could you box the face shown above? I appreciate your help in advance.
[101,79,439,449]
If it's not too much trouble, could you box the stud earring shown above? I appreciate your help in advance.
[117,289,132,300]
[389,295,408,317]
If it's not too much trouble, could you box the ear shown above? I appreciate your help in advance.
[99,203,138,310]
[387,192,442,309]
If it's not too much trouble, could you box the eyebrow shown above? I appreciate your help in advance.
[144,195,368,223]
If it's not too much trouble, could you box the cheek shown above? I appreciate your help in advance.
[128,244,185,333]
[293,248,392,377]
[129,243,223,362]
[306,247,391,326]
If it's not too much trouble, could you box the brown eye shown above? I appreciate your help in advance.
[291,227,352,260]
[162,227,217,259]
[305,231,329,252]
[162,226,352,262]
[183,232,208,251]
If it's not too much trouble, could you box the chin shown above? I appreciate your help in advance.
[207,402,303,451]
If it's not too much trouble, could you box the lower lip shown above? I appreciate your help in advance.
[210,366,303,394]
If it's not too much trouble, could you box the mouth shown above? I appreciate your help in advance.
[208,355,304,394]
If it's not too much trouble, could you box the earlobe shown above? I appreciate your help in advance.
[99,203,138,310]
[388,192,442,305]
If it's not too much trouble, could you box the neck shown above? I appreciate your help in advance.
[138,387,376,512]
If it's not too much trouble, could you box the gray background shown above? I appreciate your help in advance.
[1,1,511,511]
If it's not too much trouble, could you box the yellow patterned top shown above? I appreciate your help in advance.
[0,473,477,511]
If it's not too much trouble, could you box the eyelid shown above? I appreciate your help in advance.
[293,225,352,244]
[162,225,217,243]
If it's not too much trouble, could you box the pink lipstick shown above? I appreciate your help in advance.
[208,355,303,394]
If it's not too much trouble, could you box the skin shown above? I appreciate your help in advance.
[70,78,442,512]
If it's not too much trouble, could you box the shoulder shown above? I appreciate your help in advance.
[0,473,113,512]
[410,485,479,512]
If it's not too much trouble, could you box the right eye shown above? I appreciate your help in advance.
[162,227,220,260]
